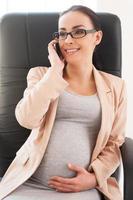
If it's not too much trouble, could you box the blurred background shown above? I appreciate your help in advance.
[0,0,132,138]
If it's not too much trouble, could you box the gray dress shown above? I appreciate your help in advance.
[4,89,102,200]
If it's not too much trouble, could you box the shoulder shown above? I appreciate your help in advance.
[98,70,125,89]
[27,66,49,79]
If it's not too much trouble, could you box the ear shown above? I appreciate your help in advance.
[95,30,103,46]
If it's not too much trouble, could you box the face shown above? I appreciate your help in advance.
[58,11,102,64]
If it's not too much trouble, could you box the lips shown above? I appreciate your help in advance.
[64,48,80,55]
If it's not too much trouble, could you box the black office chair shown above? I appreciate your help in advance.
[0,12,133,200]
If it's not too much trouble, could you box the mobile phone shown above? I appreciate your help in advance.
[55,43,64,59]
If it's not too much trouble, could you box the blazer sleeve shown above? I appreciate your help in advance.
[15,67,69,130]
[88,80,127,189]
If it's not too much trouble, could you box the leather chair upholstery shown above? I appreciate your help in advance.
[0,12,133,200]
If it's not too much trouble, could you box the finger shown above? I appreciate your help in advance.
[48,43,56,54]
[68,163,85,173]
[49,181,76,192]
[48,39,58,45]
[48,39,58,50]
[49,180,74,189]
[56,186,73,193]
[56,186,74,193]
[48,40,56,52]
[49,176,76,185]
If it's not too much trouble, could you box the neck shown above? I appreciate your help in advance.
[63,62,94,83]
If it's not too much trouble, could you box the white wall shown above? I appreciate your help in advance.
[0,0,97,17]
[98,0,133,139]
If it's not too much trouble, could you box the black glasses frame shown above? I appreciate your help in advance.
[53,28,97,40]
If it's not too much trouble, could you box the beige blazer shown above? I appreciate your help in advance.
[0,65,127,200]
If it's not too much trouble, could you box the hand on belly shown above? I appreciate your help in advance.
[48,163,97,193]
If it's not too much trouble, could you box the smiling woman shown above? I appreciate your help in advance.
[0,4,126,200]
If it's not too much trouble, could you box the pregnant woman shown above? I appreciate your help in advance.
[0,5,127,200]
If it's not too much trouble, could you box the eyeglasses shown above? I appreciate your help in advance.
[53,28,97,40]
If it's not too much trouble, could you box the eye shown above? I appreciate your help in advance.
[59,31,67,38]
[74,29,85,35]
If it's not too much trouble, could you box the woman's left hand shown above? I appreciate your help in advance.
[48,163,98,192]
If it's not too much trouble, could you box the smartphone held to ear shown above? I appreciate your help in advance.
[55,43,64,59]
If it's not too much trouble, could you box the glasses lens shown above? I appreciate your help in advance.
[59,31,67,39]
[72,29,86,38]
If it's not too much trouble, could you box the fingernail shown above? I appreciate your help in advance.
[68,163,71,167]
[49,184,54,188]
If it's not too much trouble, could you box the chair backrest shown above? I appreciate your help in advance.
[0,12,122,176]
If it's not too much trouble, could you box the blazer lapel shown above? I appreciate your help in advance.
[91,66,114,161]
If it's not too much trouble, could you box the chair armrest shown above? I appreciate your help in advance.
[121,137,133,200]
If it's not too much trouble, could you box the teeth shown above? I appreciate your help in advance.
[66,49,79,53]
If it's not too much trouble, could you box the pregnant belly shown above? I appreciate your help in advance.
[31,121,95,187]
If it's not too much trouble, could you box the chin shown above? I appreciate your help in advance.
[66,57,80,65]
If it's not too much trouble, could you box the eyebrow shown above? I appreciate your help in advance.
[59,25,85,30]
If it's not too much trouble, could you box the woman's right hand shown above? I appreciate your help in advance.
[48,40,65,76]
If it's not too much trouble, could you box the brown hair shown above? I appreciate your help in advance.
[59,5,101,31]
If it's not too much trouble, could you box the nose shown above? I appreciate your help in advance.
[64,34,73,43]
